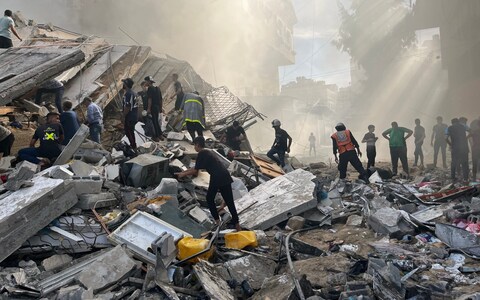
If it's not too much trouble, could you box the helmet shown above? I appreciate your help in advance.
[335,122,346,131]
[272,119,281,127]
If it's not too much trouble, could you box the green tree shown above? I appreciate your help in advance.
[334,0,416,87]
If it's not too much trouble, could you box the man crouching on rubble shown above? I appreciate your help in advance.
[175,136,242,231]
[18,112,64,167]
[331,123,369,183]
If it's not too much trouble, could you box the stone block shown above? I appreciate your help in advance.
[367,207,415,239]
[224,255,276,290]
[77,245,137,292]
[56,285,87,300]
[346,215,363,227]
[75,193,117,210]
[105,164,120,181]
[286,216,306,231]
[73,148,110,164]
[188,206,210,224]
[5,161,38,191]
[50,166,74,180]
[41,254,72,272]
[68,178,103,196]
[70,160,96,177]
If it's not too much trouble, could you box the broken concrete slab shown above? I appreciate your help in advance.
[75,193,117,210]
[0,177,77,262]
[49,166,74,180]
[167,132,185,141]
[235,169,317,230]
[105,164,120,181]
[56,285,87,300]
[121,154,169,188]
[70,160,97,177]
[68,178,103,196]
[5,161,38,191]
[372,262,405,300]
[41,254,72,272]
[367,207,415,239]
[193,260,234,300]
[224,255,276,290]
[54,124,89,166]
[252,274,295,300]
[77,245,137,293]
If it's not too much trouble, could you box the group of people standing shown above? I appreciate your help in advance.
[330,116,480,183]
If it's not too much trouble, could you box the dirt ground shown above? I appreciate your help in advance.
[9,126,36,156]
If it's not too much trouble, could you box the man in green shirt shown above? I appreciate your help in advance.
[382,122,413,176]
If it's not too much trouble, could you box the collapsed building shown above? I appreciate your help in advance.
[0,13,480,300]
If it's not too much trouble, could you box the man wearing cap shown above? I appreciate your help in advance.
[181,92,206,141]
[144,76,163,141]
[18,112,64,166]
[0,9,22,49]
[122,78,138,149]
[267,119,292,167]
[223,121,246,151]
[332,123,368,182]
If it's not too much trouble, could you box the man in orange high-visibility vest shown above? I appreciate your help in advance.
[331,123,369,182]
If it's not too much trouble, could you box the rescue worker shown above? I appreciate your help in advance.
[180,91,205,141]
[175,136,241,231]
[267,119,292,167]
[331,123,369,182]
[223,120,245,151]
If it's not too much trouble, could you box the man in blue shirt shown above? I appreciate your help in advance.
[0,10,22,48]
[122,78,138,149]
[84,97,103,144]
[60,100,80,145]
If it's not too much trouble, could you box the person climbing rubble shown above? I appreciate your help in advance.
[175,136,241,231]
[121,78,138,149]
[332,122,369,182]
[180,91,205,142]
[267,119,292,168]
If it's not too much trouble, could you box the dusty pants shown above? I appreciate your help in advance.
[366,146,376,169]
[414,141,424,166]
[186,122,203,141]
[451,150,469,181]
[390,146,409,175]
[338,150,367,180]
[206,183,239,225]
[433,141,447,168]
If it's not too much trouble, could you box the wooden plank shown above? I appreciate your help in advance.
[251,155,284,178]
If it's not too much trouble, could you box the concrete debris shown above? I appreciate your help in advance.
[77,245,137,293]
[41,254,72,272]
[2,13,480,300]
[368,207,415,239]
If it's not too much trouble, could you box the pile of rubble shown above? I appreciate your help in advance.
[0,121,480,299]
[2,12,480,300]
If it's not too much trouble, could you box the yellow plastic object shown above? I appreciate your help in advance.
[177,237,214,263]
[224,231,258,249]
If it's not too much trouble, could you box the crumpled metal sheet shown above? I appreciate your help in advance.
[435,223,480,257]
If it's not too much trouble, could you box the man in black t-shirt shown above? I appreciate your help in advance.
[267,119,292,167]
[18,112,64,166]
[145,76,163,141]
[447,118,469,181]
[223,121,245,151]
[175,136,241,231]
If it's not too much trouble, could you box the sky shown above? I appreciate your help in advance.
[279,0,352,87]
